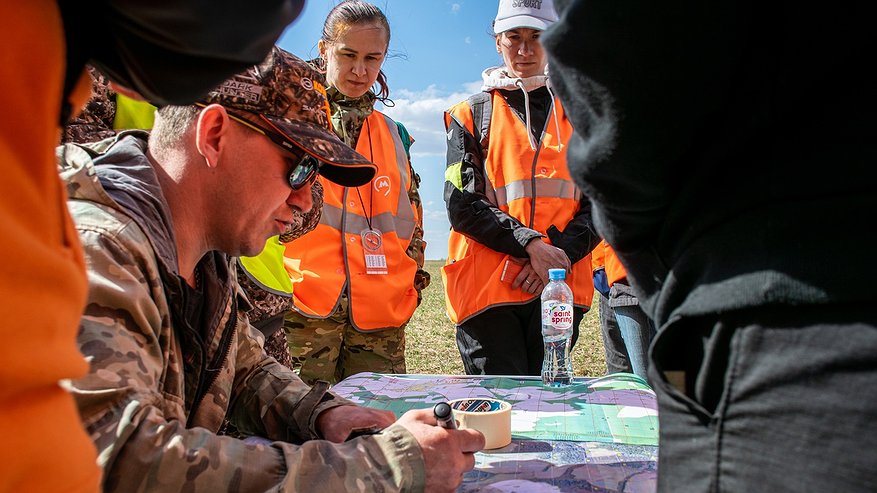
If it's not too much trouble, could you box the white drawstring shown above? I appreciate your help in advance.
[545,81,564,151]
[514,78,539,151]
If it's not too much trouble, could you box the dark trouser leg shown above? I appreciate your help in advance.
[649,304,877,492]
[457,301,584,376]
[523,301,584,375]
[456,304,531,375]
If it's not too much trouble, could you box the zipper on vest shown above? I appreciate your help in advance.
[528,101,554,228]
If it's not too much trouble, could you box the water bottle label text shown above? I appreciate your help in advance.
[542,302,573,330]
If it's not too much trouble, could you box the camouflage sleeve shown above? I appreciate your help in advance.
[226,297,357,441]
[69,201,426,492]
[226,309,430,492]
[405,157,431,303]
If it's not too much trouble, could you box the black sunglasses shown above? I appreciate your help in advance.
[207,105,322,190]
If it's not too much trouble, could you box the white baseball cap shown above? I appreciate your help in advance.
[493,0,558,34]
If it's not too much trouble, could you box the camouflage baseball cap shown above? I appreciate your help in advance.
[202,46,376,187]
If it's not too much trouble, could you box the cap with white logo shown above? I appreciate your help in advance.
[494,0,558,34]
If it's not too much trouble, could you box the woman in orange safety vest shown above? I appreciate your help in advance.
[442,0,601,376]
[282,1,428,385]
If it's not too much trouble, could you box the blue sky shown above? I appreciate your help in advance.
[278,1,503,260]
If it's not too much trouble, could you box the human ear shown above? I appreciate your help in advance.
[195,104,230,169]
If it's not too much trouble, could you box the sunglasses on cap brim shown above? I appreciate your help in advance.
[195,103,322,190]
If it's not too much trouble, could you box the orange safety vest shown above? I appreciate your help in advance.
[442,91,593,324]
[594,239,628,286]
[284,111,418,330]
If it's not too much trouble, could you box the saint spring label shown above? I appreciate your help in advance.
[542,302,573,329]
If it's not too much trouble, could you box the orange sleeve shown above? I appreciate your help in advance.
[591,238,607,271]
[0,1,101,491]
[604,243,629,286]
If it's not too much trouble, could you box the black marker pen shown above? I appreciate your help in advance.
[433,401,457,429]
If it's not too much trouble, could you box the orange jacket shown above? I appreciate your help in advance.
[442,91,592,324]
[593,239,627,286]
[0,2,101,492]
[284,111,418,330]
[591,239,606,271]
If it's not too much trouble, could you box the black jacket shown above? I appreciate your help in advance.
[543,0,877,326]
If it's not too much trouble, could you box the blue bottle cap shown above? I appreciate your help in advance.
[548,268,566,280]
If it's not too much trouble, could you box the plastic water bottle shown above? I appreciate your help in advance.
[541,268,574,387]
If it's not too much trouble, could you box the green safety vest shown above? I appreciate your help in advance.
[239,237,292,296]
[113,95,156,130]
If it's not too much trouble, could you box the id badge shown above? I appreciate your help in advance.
[361,228,388,274]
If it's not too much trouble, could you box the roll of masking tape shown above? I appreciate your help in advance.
[448,398,512,449]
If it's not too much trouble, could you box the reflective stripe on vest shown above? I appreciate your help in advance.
[493,177,582,209]
[284,111,419,330]
[442,91,593,324]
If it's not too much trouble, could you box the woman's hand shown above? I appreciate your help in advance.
[512,261,543,294]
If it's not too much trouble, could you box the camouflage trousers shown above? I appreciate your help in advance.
[284,295,407,385]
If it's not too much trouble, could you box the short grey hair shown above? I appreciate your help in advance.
[150,105,200,153]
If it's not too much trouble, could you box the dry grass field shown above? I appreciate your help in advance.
[405,260,607,377]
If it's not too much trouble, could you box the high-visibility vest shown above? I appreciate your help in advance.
[239,236,293,296]
[284,111,418,330]
[113,95,156,130]
[593,239,627,286]
[442,91,593,324]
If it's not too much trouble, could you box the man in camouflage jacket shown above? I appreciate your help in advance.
[59,48,483,493]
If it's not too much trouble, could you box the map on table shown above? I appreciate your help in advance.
[334,373,659,493]
[334,372,659,446]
